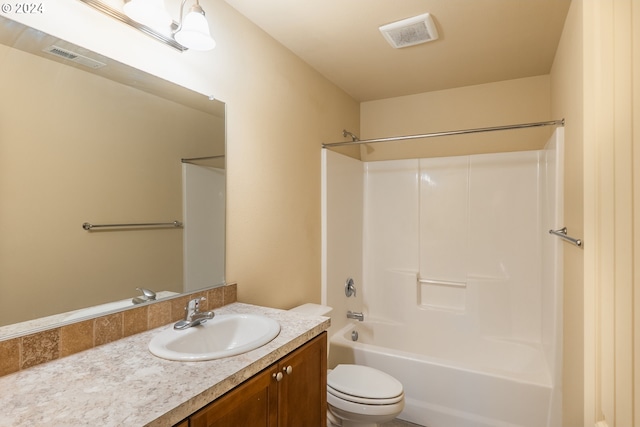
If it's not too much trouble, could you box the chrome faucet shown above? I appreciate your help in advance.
[174,297,215,330]
[132,287,156,304]
[347,310,364,321]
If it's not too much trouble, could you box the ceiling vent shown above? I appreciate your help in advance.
[42,45,107,69]
[379,13,439,49]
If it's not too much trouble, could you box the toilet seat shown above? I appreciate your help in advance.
[328,385,404,405]
[327,364,404,404]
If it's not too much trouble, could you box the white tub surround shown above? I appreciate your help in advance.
[0,303,330,427]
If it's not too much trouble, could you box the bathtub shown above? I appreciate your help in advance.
[328,321,555,427]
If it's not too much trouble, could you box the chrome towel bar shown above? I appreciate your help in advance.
[82,221,183,231]
[549,227,582,247]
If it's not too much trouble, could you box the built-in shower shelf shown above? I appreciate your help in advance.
[417,277,466,312]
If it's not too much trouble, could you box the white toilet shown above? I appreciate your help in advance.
[290,304,405,427]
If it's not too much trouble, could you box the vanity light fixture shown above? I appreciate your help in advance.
[79,0,215,51]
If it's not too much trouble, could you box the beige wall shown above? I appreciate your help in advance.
[6,1,359,313]
[213,3,360,309]
[581,0,640,425]
[550,1,585,425]
[0,43,222,325]
[360,75,552,161]
[553,0,640,425]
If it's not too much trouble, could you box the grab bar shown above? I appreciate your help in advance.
[82,220,183,231]
[549,227,582,247]
[417,277,467,288]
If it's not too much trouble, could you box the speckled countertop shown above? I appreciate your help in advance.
[0,303,330,427]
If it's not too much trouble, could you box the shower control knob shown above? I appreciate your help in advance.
[283,365,293,375]
[273,372,283,382]
[345,277,356,297]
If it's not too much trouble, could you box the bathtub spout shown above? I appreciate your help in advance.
[347,310,364,321]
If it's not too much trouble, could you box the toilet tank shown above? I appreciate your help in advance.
[289,303,333,317]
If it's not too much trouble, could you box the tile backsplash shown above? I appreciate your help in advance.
[0,283,237,377]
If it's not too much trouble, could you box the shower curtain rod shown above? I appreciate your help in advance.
[322,119,565,148]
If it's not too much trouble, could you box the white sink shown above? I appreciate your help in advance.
[148,314,281,361]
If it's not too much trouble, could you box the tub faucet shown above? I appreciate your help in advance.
[174,297,215,330]
[347,310,364,322]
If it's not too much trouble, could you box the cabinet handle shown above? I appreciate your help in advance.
[272,372,283,382]
[283,365,293,375]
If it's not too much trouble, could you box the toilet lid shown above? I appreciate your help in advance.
[327,364,403,400]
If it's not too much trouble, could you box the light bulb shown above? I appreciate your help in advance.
[175,5,216,51]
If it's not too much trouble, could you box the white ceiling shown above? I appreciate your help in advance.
[224,0,572,102]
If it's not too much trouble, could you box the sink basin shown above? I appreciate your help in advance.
[149,314,281,361]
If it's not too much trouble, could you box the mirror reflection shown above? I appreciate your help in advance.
[0,17,226,334]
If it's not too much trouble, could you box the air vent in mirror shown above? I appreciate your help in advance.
[42,45,106,69]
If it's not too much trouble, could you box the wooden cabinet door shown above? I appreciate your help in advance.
[190,366,278,427]
[188,332,327,427]
[277,333,327,427]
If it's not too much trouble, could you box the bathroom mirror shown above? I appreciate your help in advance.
[0,16,226,336]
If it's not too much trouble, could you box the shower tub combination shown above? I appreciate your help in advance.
[322,128,564,427]
[329,320,554,427]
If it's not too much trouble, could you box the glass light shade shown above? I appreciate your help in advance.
[175,6,216,51]
[123,0,172,29]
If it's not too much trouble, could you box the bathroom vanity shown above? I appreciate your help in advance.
[183,332,326,427]
[0,303,329,427]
